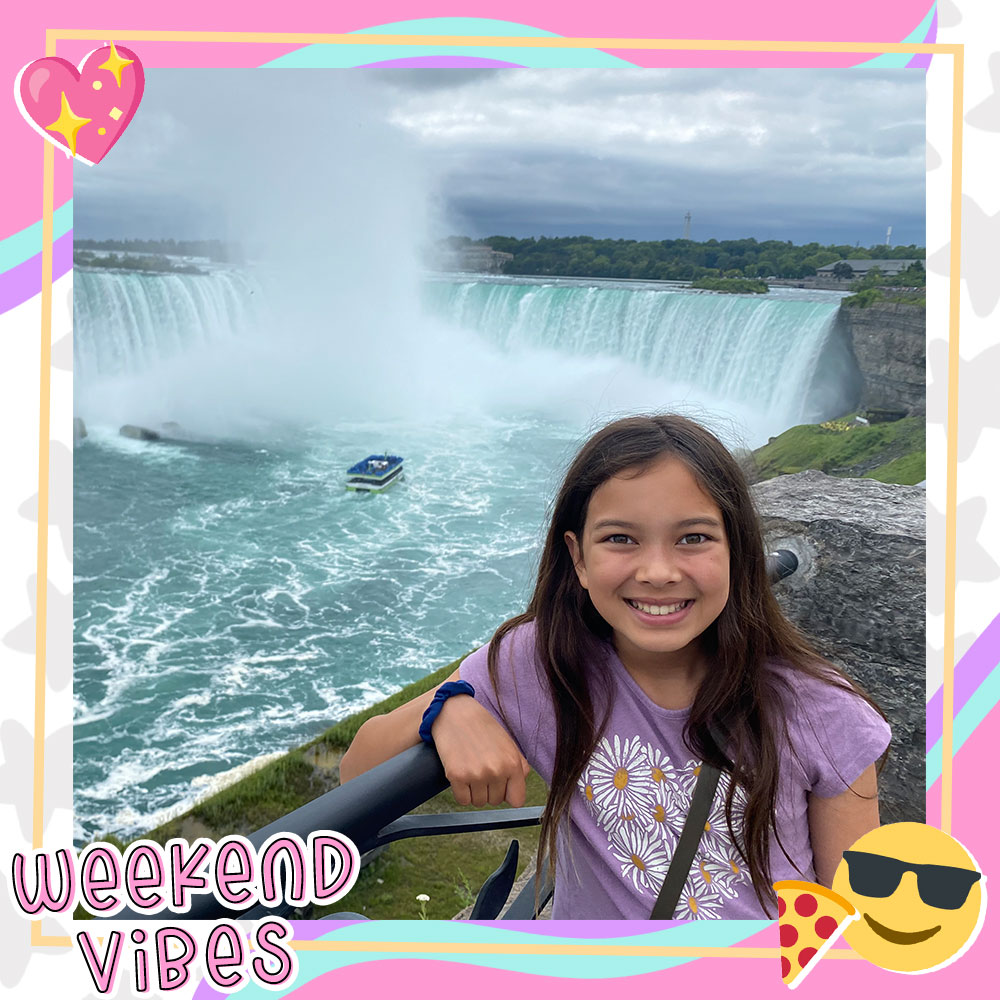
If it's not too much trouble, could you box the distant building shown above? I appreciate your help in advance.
[435,244,514,273]
[816,259,921,278]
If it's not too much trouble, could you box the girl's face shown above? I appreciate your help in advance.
[564,455,730,676]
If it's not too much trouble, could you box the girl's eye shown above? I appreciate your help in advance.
[678,533,710,545]
[604,533,635,545]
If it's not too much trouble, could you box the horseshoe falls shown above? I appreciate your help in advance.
[73,266,855,844]
[423,276,855,429]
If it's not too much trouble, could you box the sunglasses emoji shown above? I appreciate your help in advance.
[843,851,982,911]
[833,823,986,974]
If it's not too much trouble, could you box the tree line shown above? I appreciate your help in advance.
[440,235,925,281]
[75,238,238,262]
[843,261,925,308]
[73,249,206,275]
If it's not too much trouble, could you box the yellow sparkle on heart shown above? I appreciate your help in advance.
[45,92,91,158]
[109,107,123,121]
[92,81,102,90]
[97,41,134,88]
[98,128,106,135]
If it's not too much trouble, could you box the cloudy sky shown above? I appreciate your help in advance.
[76,68,926,248]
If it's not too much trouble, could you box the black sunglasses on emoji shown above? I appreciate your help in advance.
[843,851,982,910]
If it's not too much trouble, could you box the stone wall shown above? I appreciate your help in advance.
[753,470,925,825]
[836,302,925,415]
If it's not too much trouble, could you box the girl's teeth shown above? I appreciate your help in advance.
[628,599,689,615]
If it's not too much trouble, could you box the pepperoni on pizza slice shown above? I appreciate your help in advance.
[773,879,859,989]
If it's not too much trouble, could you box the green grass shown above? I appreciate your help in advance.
[138,746,329,843]
[184,756,321,833]
[753,415,924,485]
[843,287,925,308]
[864,451,926,485]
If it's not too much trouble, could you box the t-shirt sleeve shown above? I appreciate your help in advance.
[782,670,892,799]
[456,622,552,772]
[457,641,506,723]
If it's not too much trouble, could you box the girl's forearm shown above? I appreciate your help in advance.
[338,670,459,783]
[339,668,531,808]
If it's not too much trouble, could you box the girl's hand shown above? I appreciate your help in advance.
[431,694,532,808]
[338,669,532,810]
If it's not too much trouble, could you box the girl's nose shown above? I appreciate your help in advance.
[635,546,683,586]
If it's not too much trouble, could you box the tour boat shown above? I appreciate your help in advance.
[346,454,404,493]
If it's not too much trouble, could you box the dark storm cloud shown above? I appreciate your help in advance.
[390,69,925,244]
[438,135,923,245]
[75,68,925,246]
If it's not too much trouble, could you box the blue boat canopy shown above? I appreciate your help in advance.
[347,454,404,476]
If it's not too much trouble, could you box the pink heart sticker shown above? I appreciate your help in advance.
[15,42,144,165]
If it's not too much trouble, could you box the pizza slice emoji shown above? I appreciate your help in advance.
[774,879,860,988]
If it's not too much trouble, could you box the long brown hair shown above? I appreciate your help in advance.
[487,414,885,914]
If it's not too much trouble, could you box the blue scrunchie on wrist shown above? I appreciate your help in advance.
[419,680,476,745]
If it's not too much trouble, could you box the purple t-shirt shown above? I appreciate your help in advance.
[459,621,890,920]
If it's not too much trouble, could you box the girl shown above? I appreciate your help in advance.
[340,414,890,920]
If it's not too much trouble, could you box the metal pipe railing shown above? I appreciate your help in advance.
[111,742,450,920]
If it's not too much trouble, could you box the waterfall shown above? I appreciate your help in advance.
[74,267,854,435]
[423,279,847,424]
[74,268,263,379]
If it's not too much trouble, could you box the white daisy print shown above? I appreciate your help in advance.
[675,757,702,799]
[644,795,685,841]
[700,807,732,858]
[716,851,751,891]
[580,776,601,820]
[700,774,747,860]
[696,857,746,899]
[644,746,687,833]
[607,819,670,895]
[676,870,725,920]
[578,732,753,916]
[584,734,655,826]
[646,744,680,789]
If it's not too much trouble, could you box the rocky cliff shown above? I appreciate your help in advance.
[836,302,924,415]
[753,470,925,824]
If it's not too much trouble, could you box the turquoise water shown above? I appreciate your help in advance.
[73,269,848,843]
[74,416,573,843]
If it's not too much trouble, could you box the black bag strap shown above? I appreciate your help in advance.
[649,731,727,920]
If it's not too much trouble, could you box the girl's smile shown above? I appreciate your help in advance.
[564,455,730,685]
[624,597,695,621]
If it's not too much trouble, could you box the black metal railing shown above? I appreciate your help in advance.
[109,742,546,921]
